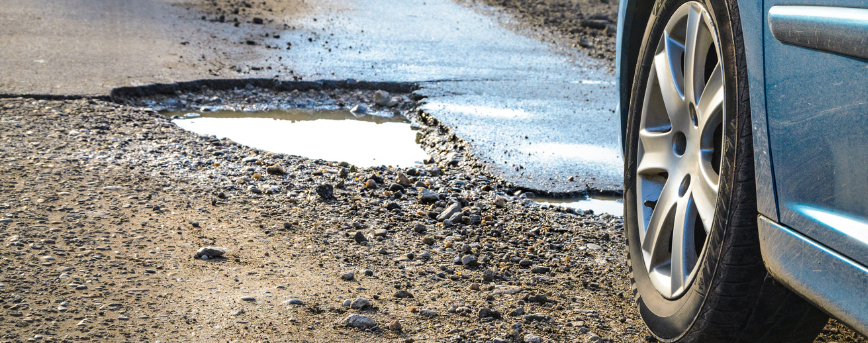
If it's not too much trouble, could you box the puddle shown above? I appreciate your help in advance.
[163,109,429,168]
[529,194,623,216]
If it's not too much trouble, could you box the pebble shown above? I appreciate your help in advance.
[419,309,438,317]
[478,308,502,319]
[461,254,478,267]
[350,297,370,309]
[388,319,402,332]
[394,290,413,298]
[266,165,286,175]
[195,246,226,258]
[413,224,427,233]
[284,298,304,305]
[494,197,507,208]
[374,229,388,237]
[365,179,378,189]
[240,296,256,302]
[341,272,355,281]
[395,172,411,186]
[437,203,462,221]
[418,189,439,203]
[587,243,603,251]
[351,104,368,115]
[315,183,335,200]
[344,314,376,329]
[524,334,543,343]
[373,90,390,106]
[353,231,367,244]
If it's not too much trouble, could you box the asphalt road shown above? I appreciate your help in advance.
[0,0,622,193]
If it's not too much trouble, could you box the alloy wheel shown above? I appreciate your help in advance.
[636,1,725,299]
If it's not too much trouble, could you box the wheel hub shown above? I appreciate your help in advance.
[635,1,725,299]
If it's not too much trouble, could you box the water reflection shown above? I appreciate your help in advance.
[529,194,623,216]
[164,109,429,168]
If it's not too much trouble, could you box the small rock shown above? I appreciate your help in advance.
[461,255,478,267]
[284,299,304,305]
[373,90,390,106]
[419,309,438,317]
[493,286,523,295]
[437,203,462,221]
[341,272,355,281]
[394,290,413,298]
[240,296,256,302]
[374,229,388,237]
[494,197,507,208]
[315,184,335,200]
[531,266,551,274]
[395,172,411,186]
[524,334,543,343]
[524,313,550,323]
[483,269,496,283]
[422,236,435,245]
[266,165,285,175]
[344,314,376,329]
[478,308,502,320]
[586,243,603,251]
[195,247,226,258]
[519,259,533,267]
[508,307,526,317]
[418,189,439,204]
[354,231,368,244]
[413,224,427,233]
[252,17,264,24]
[388,319,402,332]
[365,179,378,189]
[350,297,370,309]
[351,104,368,115]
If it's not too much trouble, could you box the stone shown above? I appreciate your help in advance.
[240,296,256,302]
[266,165,285,175]
[422,236,435,245]
[284,299,304,305]
[338,167,349,178]
[341,272,355,281]
[354,231,368,244]
[351,104,368,115]
[418,189,439,204]
[508,307,526,317]
[494,197,507,208]
[586,243,603,251]
[388,319,402,332]
[519,259,533,267]
[365,179,378,189]
[531,266,551,274]
[523,313,550,323]
[315,183,335,200]
[437,203,462,221]
[194,246,226,258]
[413,224,427,233]
[461,255,478,267]
[374,229,388,237]
[394,290,413,298]
[524,334,542,343]
[396,172,411,186]
[483,269,496,283]
[374,90,390,106]
[344,314,376,329]
[493,286,523,295]
[350,297,370,309]
[478,308,502,319]
[419,309,438,317]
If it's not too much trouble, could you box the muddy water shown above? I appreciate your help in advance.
[164,109,429,168]
[530,194,623,216]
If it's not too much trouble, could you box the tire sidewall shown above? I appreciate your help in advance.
[623,0,741,340]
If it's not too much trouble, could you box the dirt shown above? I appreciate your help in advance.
[455,0,619,61]
[1,90,865,343]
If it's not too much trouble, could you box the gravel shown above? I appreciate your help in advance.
[0,95,857,343]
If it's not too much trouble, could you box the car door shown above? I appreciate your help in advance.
[763,1,868,265]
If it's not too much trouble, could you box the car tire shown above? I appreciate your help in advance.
[623,0,829,342]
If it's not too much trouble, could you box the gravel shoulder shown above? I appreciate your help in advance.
[1,93,865,342]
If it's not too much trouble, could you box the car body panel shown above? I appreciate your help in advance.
[763,0,868,267]
[759,216,868,335]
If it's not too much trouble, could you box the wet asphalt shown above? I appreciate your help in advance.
[0,0,622,193]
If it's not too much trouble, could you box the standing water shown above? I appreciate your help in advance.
[529,194,623,216]
[164,109,429,168]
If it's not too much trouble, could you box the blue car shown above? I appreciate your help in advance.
[616,0,868,341]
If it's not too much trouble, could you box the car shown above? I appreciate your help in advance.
[615,0,868,342]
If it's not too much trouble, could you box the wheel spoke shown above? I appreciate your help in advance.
[670,195,697,294]
[693,165,718,232]
[653,37,685,123]
[698,62,723,133]
[638,130,674,174]
[642,177,679,266]
[683,5,703,105]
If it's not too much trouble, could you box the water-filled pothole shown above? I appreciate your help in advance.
[164,109,429,168]
[529,194,623,216]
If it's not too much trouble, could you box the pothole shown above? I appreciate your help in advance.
[527,194,623,216]
[163,108,429,168]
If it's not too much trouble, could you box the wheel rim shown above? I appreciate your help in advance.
[636,1,724,299]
